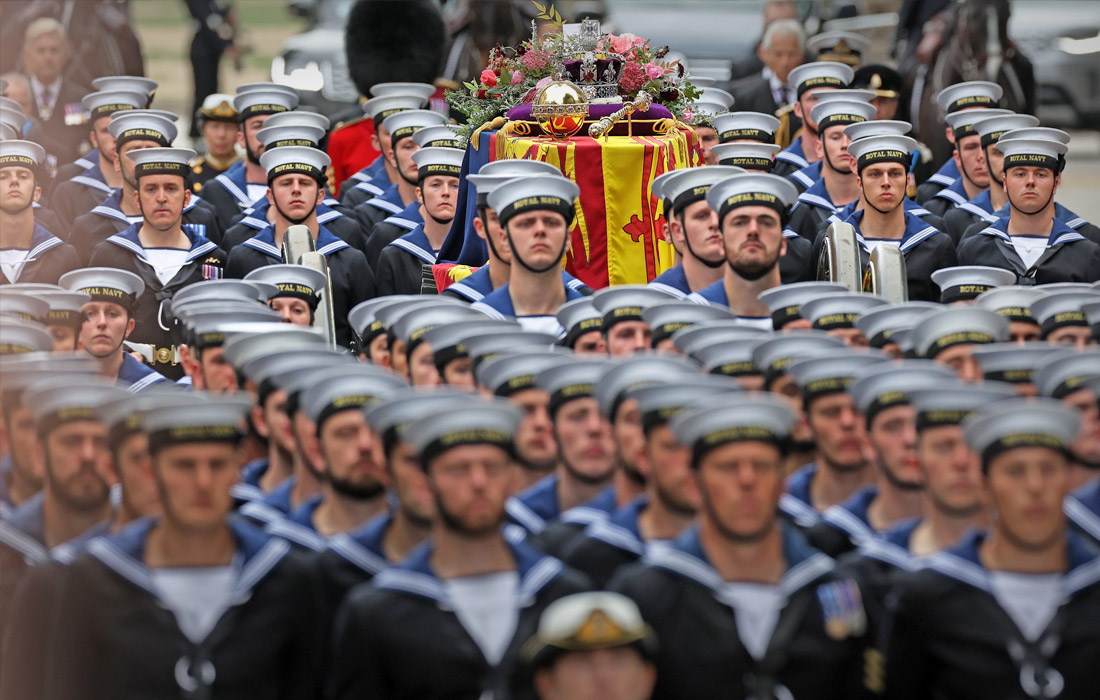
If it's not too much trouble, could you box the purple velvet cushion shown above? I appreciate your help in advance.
[506,102,673,122]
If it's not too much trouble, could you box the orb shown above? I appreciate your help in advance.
[531,80,590,139]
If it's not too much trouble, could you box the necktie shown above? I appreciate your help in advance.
[39,88,52,120]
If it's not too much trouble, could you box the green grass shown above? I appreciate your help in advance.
[130,0,305,29]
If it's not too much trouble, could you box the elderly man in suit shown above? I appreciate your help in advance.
[731,19,806,116]
[19,18,90,168]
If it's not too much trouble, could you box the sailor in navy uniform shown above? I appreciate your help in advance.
[472,175,587,335]
[388,303,490,387]
[353,109,448,242]
[772,62,855,181]
[886,398,1100,700]
[376,146,462,295]
[240,263,324,327]
[648,165,746,297]
[68,110,222,261]
[174,305,282,393]
[1035,354,1100,509]
[914,80,1005,204]
[922,108,1010,219]
[853,301,942,359]
[929,264,1018,307]
[336,93,428,205]
[49,89,147,231]
[910,306,1011,383]
[327,399,591,700]
[562,379,742,587]
[757,280,848,331]
[610,394,882,700]
[803,362,955,558]
[197,84,300,231]
[688,173,800,328]
[641,300,736,352]
[225,145,374,347]
[590,286,682,356]
[958,134,1100,284]
[1031,291,1097,349]
[187,93,241,195]
[0,140,80,285]
[974,285,1046,342]
[9,393,328,700]
[784,98,877,241]
[58,267,169,391]
[553,298,606,354]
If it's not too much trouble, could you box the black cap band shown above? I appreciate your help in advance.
[865,391,909,427]
[718,127,771,143]
[0,154,38,168]
[984,368,1034,384]
[116,128,170,148]
[1040,311,1087,339]
[797,75,845,98]
[148,424,242,453]
[770,305,803,328]
[1004,153,1058,171]
[916,408,972,431]
[817,112,867,133]
[267,162,325,185]
[562,317,602,349]
[981,434,1068,470]
[710,360,757,378]
[499,195,575,228]
[46,309,84,327]
[602,306,644,334]
[135,161,188,179]
[92,103,136,120]
[812,312,859,331]
[801,376,854,405]
[420,429,514,469]
[691,425,784,467]
[856,148,909,173]
[240,103,289,121]
[720,156,774,171]
[272,282,321,309]
[417,163,462,182]
[718,191,787,224]
[947,95,996,113]
[37,406,99,439]
[76,286,136,312]
[549,382,595,417]
[670,185,710,215]
[927,331,994,357]
[269,138,318,148]
[940,284,994,304]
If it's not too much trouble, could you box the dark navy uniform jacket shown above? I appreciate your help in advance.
[956,199,1100,246]
[197,160,263,231]
[48,159,114,231]
[364,202,423,270]
[923,174,971,219]
[914,157,959,205]
[219,197,365,253]
[804,485,879,558]
[956,217,1100,284]
[786,177,847,241]
[375,223,435,296]
[352,183,406,236]
[773,135,811,180]
[338,155,390,207]
[561,496,653,588]
[0,223,80,286]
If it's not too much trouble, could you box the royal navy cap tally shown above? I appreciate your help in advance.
[910,307,1010,358]
[970,342,1058,384]
[696,336,770,377]
[972,113,1041,148]
[100,387,192,448]
[108,110,177,147]
[1031,291,1097,338]
[801,292,888,331]
[807,31,870,65]
[963,397,1079,465]
[594,355,700,420]
[849,361,956,424]
[787,349,889,402]
[421,319,521,371]
[59,267,144,309]
[672,393,797,463]
[751,331,847,377]
[260,145,331,183]
[81,89,147,121]
[363,94,430,123]
[244,264,327,307]
[476,350,573,397]
[33,290,92,327]
[233,84,299,120]
[142,394,252,452]
[709,142,781,171]
[413,125,463,149]
[465,331,559,368]
[128,147,196,180]
[787,62,854,98]
[255,123,325,150]
[642,301,735,346]
[556,297,603,348]
[706,173,799,222]
[487,175,580,227]
[197,93,237,121]
[855,301,939,348]
[0,320,53,355]
[402,398,523,465]
[0,292,49,322]
[943,108,1013,140]
[908,381,1019,429]
[370,81,436,99]
[411,146,464,181]
[758,281,850,328]
[809,99,876,132]
[523,592,655,668]
[382,109,448,143]
[672,322,767,357]
[844,120,913,141]
[931,265,1019,304]
[847,134,917,172]
[591,285,681,331]
[996,136,1069,171]
[362,388,471,446]
[974,286,1043,323]
[469,159,565,205]
[650,165,746,215]
[936,81,1003,114]
[536,359,611,415]
[25,377,129,436]
[1034,350,1100,399]
[263,109,331,132]
[92,75,157,97]
[221,325,325,370]
[710,112,781,144]
[301,369,407,429]
[629,376,744,434]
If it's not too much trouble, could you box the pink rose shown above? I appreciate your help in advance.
[511,70,524,85]
[644,63,664,81]
[480,69,498,87]
[682,108,694,122]
[609,33,636,55]
[535,76,553,92]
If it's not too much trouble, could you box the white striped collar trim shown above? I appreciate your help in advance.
[70,174,113,193]
[587,519,645,555]
[90,203,133,224]
[920,550,991,592]
[240,215,269,230]
[685,292,712,306]
[126,372,167,393]
[390,238,436,264]
[373,553,563,608]
[1051,231,1086,246]
[1065,497,1100,544]
[1064,216,1085,229]
[957,201,995,220]
[317,210,341,224]
[446,282,482,301]
[821,504,875,544]
[898,225,943,253]
[909,206,932,217]
[560,505,610,526]
[353,180,384,195]
[646,543,834,599]
[646,282,688,299]
[213,171,251,207]
[242,237,282,259]
[384,216,420,231]
[74,155,95,169]
[776,151,809,168]
[856,537,917,571]
[367,197,404,214]
[265,519,325,551]
[1063,556,1100,596]
[934,187,968,205]
[328,533,389,575]
[27,235,65,260]
[797,192,836,212]
[790,169,816,188]
[0,520,49,565]
[317,238,350,256]
[230,482,265,503]
[505,497,547,534]
[239,500,287,525]
[779,492,822,527]
[927,172,954,186]
[471,301,507,320]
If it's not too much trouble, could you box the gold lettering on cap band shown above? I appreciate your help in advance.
[724,192,779,208]
[275,282,318,297]
[0,155,38,167]
[439,429,510,446]
[702,425,776,445]
[612,306,643,318]
[421,164,462,177]
[78,286,126,298]
[933,331,994,349]
[948,95,995,112]
[270,139,317,148]
[719,128,768,141]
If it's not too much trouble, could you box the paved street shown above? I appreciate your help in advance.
[1061,130,1100,222]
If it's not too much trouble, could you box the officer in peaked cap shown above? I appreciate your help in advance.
[226,145,373,347]
[647,166,746,297]
[931,265,1019,304]
[641,301,735,351]
[337,93,431,205]
[591,286,682,356]
[1031,291,1098,350]
[854,301,938,357]
[774,61,855,178]
[923,108,1012,219]
[187,93,240,194]
[808,31,871,66]
[910,306,1010,381]
[243,263,327,327]
[691,173,801,319]
[958,135,1100,284]
[800,292,888,346]
[758,281,849,331]
[974,285,1045,342]
[554,297,606,355]
[852,64,906,120]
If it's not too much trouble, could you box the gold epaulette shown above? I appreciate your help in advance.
[774,104,800,150]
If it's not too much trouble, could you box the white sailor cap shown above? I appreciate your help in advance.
[750,330,847,379]
[788,348,889,402]
[709,112,780,144]
[348,296,420,346]
[244,264,327,307]
[402,397,523,466]
[672,323,768,359]
[262,109,331,132]
[233,83,299,118]
[172,279,273,308]
[24,376,129,434]
[81,89,147,120]
[0,292,49,323]
[628,377,742,431]
[421,319,521,371]
[536,359,612,415]
[256,123,325,149]
[963,397,1079,467]
[0,139,45,169]
[943,108,1013,140]
[141,394,252,453]
[847,134,917,173]
[936,80,1003,113]
[108,110,177,146]
[475,351,572,397]
[185,309,283,349]
[809,99,876,133]
[650,165,746,213]
[694,336,768,376]
[92,75,157,98]
[259,145,331,183]
[465,331,559,368]
[361,388,471,441]
[487,174,580,227]
[390,304,487,350]
[970,342,1059,385]
[671,393,797,464]
[908,381,1019,429]
[591,285,682,332]
[369,82,437,99]
[33,290,92,327]
[800,292,888,330]
[972,113,1041,147]
[848,360,956,422]
[931,265,1018,303]
[411,146,464,181]
[220,326,326,370]
[593,355,700,419]
[301,369,407,428]
[974,285,1044,323]
[382,109,448,143]
[814,89,876,104]
[413,124,462,148]
[1035,350,1100,399]
[706,173,799,223]
[910,307,1009,358]
[363,93,430,123]
[709,142,781,171]
[854,301,939,348]
[128,147,197,180]
[994,136,1068,172]
[1031,291,1097,338]
[694,87,735,117]
[59,267,145,309]
[555,297,603,349]
[469,159,564,203]
[787,61,854,98]
[997,126,1071,145]
[197,93,237,121]
[807,31,871,65]
[0,121,19,140]
[0,319,53,355]
[844,120,913,141]
[757,281,850,328]
[642,301,736,346]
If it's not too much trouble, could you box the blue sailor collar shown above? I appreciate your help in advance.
[230,458,268,504]
[388,224,438,265]
[19,223,68,261]
[932,174,972,206]
[506,473,560,535]
[237,475,296,528]
[927,157,960,187]
[287,494,323,530]
[450,268,587,302]
[241,223,350,260]
[327,510,393,576]
[117,352,168,392]
[586,496,649,555]
[365,155,390,184]
[1072,479,1099,517]
[648,264,691,297]
[821,485,878,544]
[350,178,385,198]
[365,183,406,215]
[239,197,346,231]
[265,496,327,552]
[776,135,809,169]
[51,519,113,564]
[105,221,219,263]
[686,282,773,329]
[0,491,48,564]
[795,176,837,213]
[73,148,99,171]
[473,284,585,327]
[780,462,822,528]
[956,188,996,221]
[789,160,822,190]
[828,197,932,227]
[87,515,291,599]
[1065,480,1100,544]
[646,522,835,599]
[856,516,922,572]
[211,160,253,208]
[69,160,113,194]
[560,485,617,527]
[382,201,424,232]
[977,216,1085,247]
[848,209,946,254]
[240,458,270,488]
[990,202,1090,232]
[372,535,565,608]
[923,529,1100,597]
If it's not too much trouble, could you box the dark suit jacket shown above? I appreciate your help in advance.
[33,79,90,166]
[731,76,780,114]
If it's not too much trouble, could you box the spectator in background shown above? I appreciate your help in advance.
[727,0,800,82]
[20,18,89,169]
[0,73,34,116]
[730,19,806,115]
[184,1,240,140]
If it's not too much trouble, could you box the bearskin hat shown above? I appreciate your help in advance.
[345,0,446,97]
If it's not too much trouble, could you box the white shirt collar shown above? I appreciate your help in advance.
[29,76,62,105]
